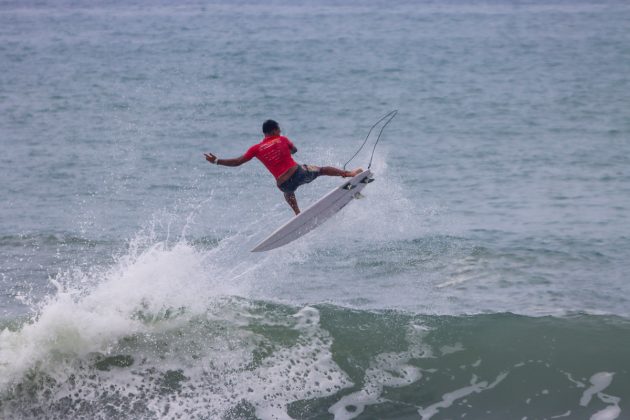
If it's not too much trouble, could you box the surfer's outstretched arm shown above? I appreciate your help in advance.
[204,153,252,167]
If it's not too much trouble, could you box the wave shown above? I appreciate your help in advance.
[2,285,628,419]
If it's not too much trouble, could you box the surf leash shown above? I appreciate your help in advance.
[343,110,398,170]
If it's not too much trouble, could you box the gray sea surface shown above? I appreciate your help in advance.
[1,1,629,418]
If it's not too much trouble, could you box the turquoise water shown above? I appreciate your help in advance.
[1,1,630,418]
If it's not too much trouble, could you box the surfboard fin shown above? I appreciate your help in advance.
[353,192,365,199]
[360,177,375,184]
[342,183,356,190]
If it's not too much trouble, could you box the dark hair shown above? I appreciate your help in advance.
[262,119,280,135]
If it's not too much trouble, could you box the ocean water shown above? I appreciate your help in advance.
[1,0,630,419]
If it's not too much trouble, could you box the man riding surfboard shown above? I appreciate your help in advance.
[204,120,362,215]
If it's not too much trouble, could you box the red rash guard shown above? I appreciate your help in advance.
[243,135,298,179]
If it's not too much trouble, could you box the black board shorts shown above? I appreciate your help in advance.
[278,164,321,193]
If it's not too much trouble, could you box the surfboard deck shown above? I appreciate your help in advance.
[251,170,374,252]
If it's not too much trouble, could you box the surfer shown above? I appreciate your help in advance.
[204,120,362,215]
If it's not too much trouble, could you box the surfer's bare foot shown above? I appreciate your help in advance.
[344,168,363,177]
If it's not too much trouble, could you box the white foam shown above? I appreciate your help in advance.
[580,372,614,406]
[440,343,464,355]
[579,372,621,420]
[2,290,355,419]
[418,372,509,420]
[221,306,354,419]
[561,370,586,388]
[591,405,621,420]
[328,322,431,420]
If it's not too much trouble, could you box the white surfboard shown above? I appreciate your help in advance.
[251,170,374,252]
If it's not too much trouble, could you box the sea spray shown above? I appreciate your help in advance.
[0,239,232,391]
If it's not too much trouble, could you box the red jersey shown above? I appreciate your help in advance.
[243,135,298,179]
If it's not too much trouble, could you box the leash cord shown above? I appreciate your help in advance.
[343,110,398,170]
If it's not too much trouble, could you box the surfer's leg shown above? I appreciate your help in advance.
[319,166,363,177]
[284,192,300,215]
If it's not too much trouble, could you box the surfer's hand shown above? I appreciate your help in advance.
[204,153,217,164]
